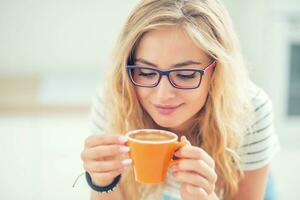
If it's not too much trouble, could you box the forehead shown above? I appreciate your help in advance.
[135,26,208,65]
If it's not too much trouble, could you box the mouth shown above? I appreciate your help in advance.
[154,103,183,115]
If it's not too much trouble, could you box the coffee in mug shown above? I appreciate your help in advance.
[129,131,175,141]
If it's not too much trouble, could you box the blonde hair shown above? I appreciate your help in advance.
[101,0,254,199]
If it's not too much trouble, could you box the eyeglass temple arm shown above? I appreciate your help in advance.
[203,60,217,72]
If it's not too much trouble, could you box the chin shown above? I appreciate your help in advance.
[154,118,182,130]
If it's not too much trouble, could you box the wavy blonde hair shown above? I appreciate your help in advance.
[101,0,254,199]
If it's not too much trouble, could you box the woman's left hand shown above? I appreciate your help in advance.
[172,136,218,200]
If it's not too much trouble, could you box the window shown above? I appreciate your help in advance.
[288,43,300,116]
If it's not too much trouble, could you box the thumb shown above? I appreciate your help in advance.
[181,136,191,146]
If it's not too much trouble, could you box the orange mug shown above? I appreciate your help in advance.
[126,129,185,184]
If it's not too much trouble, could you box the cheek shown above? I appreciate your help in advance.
[135,88,150,105]
[186,91,207,109]
[186,76,211,108]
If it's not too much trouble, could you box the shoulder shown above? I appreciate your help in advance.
[237,82,280,171]
[248,82,272,114]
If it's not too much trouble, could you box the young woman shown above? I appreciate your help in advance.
[80,0,280,199]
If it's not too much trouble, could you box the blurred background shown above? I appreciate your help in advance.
[0,0,299,199]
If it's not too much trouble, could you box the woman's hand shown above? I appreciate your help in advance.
[172,136,218,200]
[80,134,132,186]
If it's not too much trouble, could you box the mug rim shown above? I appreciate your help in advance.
[125,129,178,144]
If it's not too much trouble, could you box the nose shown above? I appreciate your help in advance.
[155,75,176,99]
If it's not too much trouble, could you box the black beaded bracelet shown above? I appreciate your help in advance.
[85,172,121,193]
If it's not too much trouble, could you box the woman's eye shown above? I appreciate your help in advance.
[138,69,157,77]
[176,72,196,79]
[139,72,157,76]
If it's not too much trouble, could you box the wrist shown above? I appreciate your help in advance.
[91,177,115,187]
[85,172,121,193]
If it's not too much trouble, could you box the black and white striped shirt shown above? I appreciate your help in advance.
[237,82,280,170]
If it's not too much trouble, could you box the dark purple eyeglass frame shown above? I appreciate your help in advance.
[126,60,216,89]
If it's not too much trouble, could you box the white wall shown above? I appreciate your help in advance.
[0,0,138,74]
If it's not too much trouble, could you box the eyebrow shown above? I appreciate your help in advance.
[134,58,202,68]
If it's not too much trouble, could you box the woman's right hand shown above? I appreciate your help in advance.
[80,134,132,186]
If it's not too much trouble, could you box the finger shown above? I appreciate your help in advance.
[84,158,132,173]
[177,159,217,184]
[181,136,191,146]
[173,171,212,194]
[81,145,130,161]
[84,134,127,149]
[104,153,130,161]
[175,145,215,168]
[182,183,209,199]
[90,168,125,184]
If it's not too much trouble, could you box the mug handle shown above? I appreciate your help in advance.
[169,141,186,168]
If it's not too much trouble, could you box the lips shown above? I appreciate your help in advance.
[154,103,183,115]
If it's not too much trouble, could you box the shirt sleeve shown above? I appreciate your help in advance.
[237,86,280,171]
[89,88,107,135]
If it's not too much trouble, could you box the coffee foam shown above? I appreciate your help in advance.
[126,129,177,144]
[130,131,174,141]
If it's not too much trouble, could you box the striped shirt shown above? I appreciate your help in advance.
[237,82,280,171]
[89,82,280,200]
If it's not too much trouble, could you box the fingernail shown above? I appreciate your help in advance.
[118,136,128,143]
[174,151,180,157]
[121,159,132,166]
[119,146,130,153]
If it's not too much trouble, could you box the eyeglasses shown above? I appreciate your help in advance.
[126,60,216,89]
